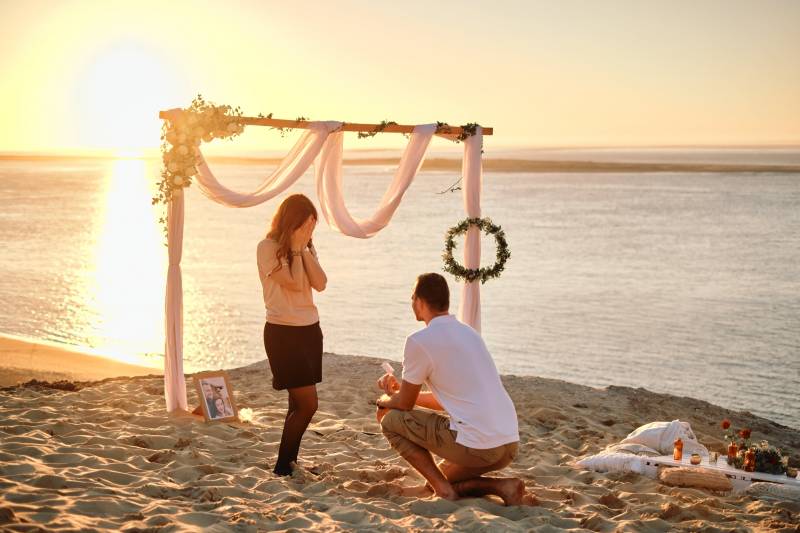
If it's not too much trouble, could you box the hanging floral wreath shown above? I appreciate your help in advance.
[442,217,510,284]
[152,95,246,232]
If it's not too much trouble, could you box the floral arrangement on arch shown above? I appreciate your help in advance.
[152,95,245,227]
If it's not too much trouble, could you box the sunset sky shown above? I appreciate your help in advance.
[1,0,798,153]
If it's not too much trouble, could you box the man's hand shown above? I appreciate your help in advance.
[375,380,422,412]
[377,373,400,395]
[375,393,392,423]
[376,393,392,409]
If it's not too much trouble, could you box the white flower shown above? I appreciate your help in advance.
[173,176,184,187]
[178,145,189,155]
[168,162,179,172]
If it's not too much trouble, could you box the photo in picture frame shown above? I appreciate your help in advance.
[193,371,238,422]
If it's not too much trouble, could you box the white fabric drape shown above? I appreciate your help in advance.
[315,124,436,238]
[194,122,341,207]
[164,190,187,411]
[162,121,484,411]
[458,128,483,332]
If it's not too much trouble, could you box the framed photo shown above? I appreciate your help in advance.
[193,371,238,422]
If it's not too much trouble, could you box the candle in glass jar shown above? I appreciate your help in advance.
[727,442,739,464]
[744,448,756,472]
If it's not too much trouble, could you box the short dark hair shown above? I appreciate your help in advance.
[414,273,449,312]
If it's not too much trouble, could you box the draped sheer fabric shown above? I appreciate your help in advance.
[194,122,341,207]
[315,124,437,238]
[163,122,484,411]
[458,129,483,331]
[164,191,186,411]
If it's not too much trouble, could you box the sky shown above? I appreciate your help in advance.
[0,0,798,153]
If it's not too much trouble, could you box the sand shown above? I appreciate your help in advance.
[1,337,798,532]
[0,335,157,387]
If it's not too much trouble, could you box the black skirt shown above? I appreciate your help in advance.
[263,322,323,390]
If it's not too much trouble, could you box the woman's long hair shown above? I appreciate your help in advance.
[266,194,318,265]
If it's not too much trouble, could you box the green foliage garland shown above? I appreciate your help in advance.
[274,116,309,138]
[442,217,510,284]
[358,120,398,139]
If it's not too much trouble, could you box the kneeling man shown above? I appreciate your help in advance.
[376,273,534,505]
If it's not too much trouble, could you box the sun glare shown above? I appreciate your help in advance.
[88,158,166,367]
[76,42,178,151]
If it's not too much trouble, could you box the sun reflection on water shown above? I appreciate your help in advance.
[88,158,166,367]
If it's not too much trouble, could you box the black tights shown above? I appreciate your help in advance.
[274,385,318,476]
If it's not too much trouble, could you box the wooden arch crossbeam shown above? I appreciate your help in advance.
[158,110,493,136]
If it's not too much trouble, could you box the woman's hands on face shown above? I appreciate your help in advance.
[291,216,316,250]
[301,217,316,249]
[305,217,316,246]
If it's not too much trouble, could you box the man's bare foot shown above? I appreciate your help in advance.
[496,478,537,506]
[433,485,459,501]
[403,483,434,497]
[427,479,458,501]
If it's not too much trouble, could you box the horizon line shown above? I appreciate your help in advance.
[2,152,798,174]
[2,142,800,158]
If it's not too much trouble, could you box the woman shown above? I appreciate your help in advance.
[257,194,327,476]
[214,397,232,418]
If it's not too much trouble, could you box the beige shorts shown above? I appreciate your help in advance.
[380,408,518,469]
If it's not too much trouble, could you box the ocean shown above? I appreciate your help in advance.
[1,148,798,428]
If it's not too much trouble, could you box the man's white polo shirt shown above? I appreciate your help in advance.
[401,314,519,449]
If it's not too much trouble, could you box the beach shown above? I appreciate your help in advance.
[1,336,798,532]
